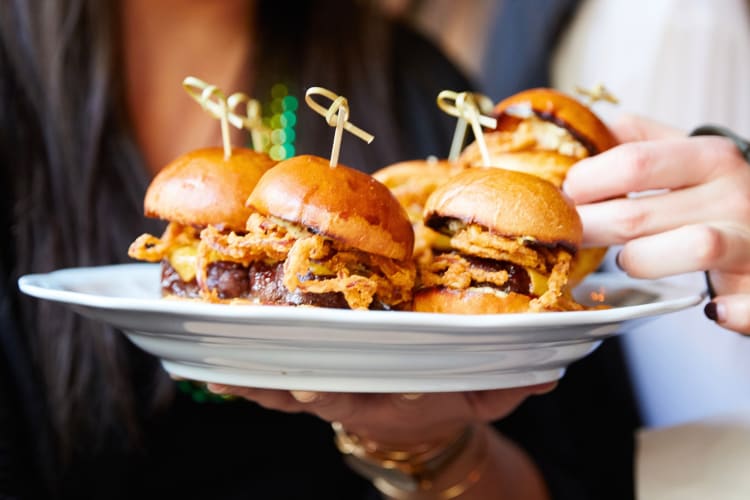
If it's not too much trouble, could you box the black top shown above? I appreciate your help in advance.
[0,22,640,500]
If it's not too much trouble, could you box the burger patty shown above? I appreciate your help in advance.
[161,261,200,298]
[161,260,375,309]
[419,251,532,295]
[461,254,532,295]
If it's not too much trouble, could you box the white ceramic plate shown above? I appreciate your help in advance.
[18,264,704,393]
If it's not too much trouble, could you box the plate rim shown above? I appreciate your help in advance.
[17,263,706,330]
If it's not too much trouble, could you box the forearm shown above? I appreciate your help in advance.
[470,425,549,500]
[385,423,548,500]
[361,422,548,500]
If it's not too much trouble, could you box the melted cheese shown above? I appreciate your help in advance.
[168,244,199,282]
[528,268,549,296]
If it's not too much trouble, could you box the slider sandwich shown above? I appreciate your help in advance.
[459,87,619,285]
[414,167,585,313]
[128,147,276,299]
[199,155,416,310]
[372,158,465,262]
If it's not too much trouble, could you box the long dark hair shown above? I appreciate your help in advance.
[0,0,404,483]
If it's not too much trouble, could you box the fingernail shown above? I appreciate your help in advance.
[206,384,226,394]
[615,250,625,271]
[704,301,726,322]
[291,390,319,403]
[400,393,424,401]
[533,381,558,395]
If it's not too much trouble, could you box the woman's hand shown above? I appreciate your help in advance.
[206,383,554,499]
[563,115,750,334]
[206,383,555,447]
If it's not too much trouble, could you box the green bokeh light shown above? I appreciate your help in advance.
[271,83,288,99]
[270,98,283,115]
[282,110,297,127]
[284,127,296,143]
[271,129,287,145]
[269,144,285,160]
[262,84,296,160]
[282,95,298,112]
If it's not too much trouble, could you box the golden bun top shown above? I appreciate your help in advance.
[144,147,276,231]
[372,158,461,189]
[424,167,582,249]
[372,158,464,218]
[493,87,618,155]
[458,146,577,188]
[246,155,414,261]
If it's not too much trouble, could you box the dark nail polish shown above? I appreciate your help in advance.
[704,302,719,321]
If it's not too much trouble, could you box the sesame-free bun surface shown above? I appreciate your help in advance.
[372,159,464,219]
[412,287,532,314]
[424,168,582,248]
[247,155,414,261]
[493,88,618,154]
[372,159,462,192]
[144,147,276,231]
[458,146,577,188]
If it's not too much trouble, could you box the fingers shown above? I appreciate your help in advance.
[609,113,684,143]
[465,383,557,422]
[615,224,750,279]
[705,295,750,335]
[207,385,302,412]
[564,136,739,204]
[290,390,322,403]
[575,181,749,246]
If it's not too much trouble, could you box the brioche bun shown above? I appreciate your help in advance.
[372,159,462,219]
[144,147,276,231]
[372,158,465,259]
[247,155,414,261]
[461,88,619,285]
[416,168,584,314]
[424,168,582,249]
[458,146,577,188]
[413,287,532,314]
[493,87,618,154]
[373,158,461,196]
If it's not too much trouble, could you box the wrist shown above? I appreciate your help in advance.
[333,421,488,499]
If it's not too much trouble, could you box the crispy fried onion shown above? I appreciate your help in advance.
[450,225,558,274]
[528,251,584,312]
[128,223,200,262]
[199,215,415,310]
[420,222,584,311]
[419,252,510,290]
[199,213,295,264]
[421,249,582,312]
[462,117,589,164]
[513,118,589,158]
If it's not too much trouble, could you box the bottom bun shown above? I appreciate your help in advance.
[412,287,531,314]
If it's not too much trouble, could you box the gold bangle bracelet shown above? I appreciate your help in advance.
[333,422,489,499]
[374,425,489,499]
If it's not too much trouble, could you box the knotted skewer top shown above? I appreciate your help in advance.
[183,76,269,159]
[574,83,619,107]
[305,87,374,167]
[437,90,497,166]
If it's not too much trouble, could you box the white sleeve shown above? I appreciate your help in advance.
[552,0,750,136]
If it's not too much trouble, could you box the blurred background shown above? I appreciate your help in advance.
[377,0,750,444]
[377,0,750,136]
